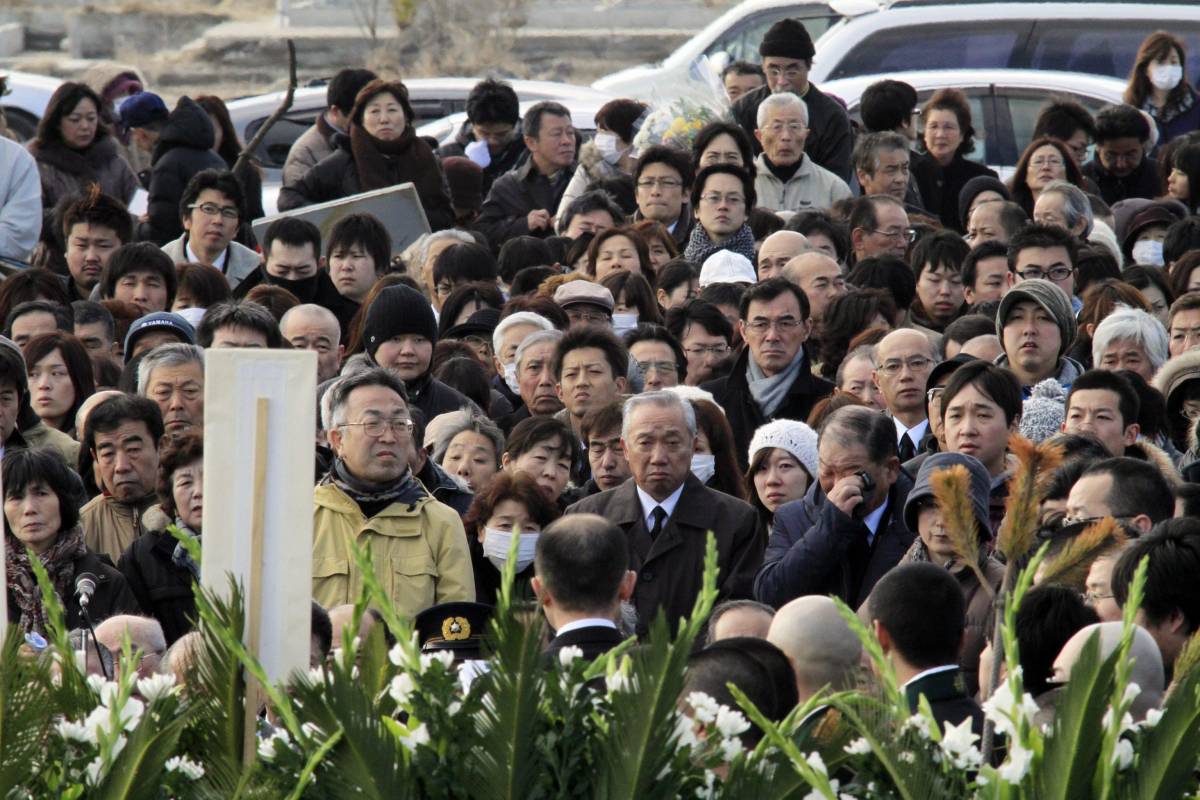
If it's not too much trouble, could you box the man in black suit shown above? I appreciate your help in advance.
[535,513,635,663]
[869,562,984,735]
[567,391,764,636]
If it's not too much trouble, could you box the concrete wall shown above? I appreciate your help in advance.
[67,11,228,59]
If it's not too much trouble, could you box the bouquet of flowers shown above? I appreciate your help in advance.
[632,55,731,154]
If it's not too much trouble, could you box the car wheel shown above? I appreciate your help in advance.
[2,109,38,143]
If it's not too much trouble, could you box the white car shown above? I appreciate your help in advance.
[822,69,1127,179]
[2,69,63,141]
[416,98,609,149]
[593,0,879,100]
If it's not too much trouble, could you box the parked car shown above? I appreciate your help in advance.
[1,69,63,142]
[416,97,608,148]
[810,1,1200,85]
[592,0,880,99]
[823,69,1127,179]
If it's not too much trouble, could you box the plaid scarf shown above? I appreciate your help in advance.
[6,526,87,635]
[683,222,756,265]
[324,458,427,511]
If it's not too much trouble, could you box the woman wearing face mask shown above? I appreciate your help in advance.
[744,419,818,537]
[1121,202,1181,267]
[685,397,747,501]
[555,99,648,219]
[463,470,560,605]
[602,270,661,337]
[1124,32,1200,148]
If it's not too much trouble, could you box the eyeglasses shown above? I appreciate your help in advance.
[869,227,917,243]
[636,360,678,375]
[636,178,682,189]
[877,356,933,376]
[1081,590,1114,604]
[189,202,239,220]
[340,417,414,438]
[745,317,803,335]
[1182,402,1200,421]
[699,192,746,206]
[927,387,946,403]
[684,343,730,357]
[765,65,804,80]
[1030,157,1065,169]
[1017,266,1073,282]
[566,310,611,324]
[764,122,807,135]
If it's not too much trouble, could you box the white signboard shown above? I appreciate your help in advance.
[252,182,432,257]
[201,349,317,684]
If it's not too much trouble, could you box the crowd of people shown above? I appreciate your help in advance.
[2,18,1200,744]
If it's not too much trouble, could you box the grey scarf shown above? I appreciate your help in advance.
[170,520,201,581]
[746,348,807,417]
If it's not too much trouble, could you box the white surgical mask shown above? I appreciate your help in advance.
[593,131,622,165]
[612,311,639,336]
[690,453,716,484]
[1131,239,1165,267]
[503,361,520,394]
[1149,64,1184,91]
[482,527,539,572]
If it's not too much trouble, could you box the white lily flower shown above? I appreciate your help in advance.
[389,672,416,706]
[419,651,456,673]
[136,673,178,704]
[1143,708,1164,727]
[686,692,720,724]
[805,751,828,776]
[558,645,584,667]
[388,643,406,667]
[1112,738,1134,771]
[719,737,742,762]
[714,705,750,739]
[844,737,871,755]
[165,755,205,780]
[56,719,95,744]
[998,743,1033,784]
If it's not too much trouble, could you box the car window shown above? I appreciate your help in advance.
[248,114,317,170]
[914,90,991,165]
[1003,89,1110,165]
[1025,20,1200,81]
[706,9,838,63]
[828,22,1028,79]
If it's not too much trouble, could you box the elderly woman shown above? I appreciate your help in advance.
[117,432,202,645]
[462,471,560,605]
[5,447,139,635]
[28,82,138,210]
[501,416,579,510]
[432,409,505,496]
[744,418,818,534]
[912,88,998,232]
[277,79,453,230]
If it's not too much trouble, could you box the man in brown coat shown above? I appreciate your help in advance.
[566,391,763,636]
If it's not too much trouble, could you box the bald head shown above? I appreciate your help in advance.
[280,303,344,383]
[959,334,1003,362]
[758,230,811,281]
[95,614,167,678]
[1052,622,1163,721]
[782,252,845,323]
[876,328,936,361]
[767,596,862,701]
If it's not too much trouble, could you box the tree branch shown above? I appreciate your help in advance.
[233,39,298,178]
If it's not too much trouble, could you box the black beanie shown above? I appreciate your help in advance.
[363,285,438,361]
[760,18,815,61]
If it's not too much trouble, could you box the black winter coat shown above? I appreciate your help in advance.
[8,549,141,632]
[233,264,360,340]
[117,530,196,646]
[732,83,854,182]
[475,159,573,250]
[701,348,834,471]
[911,153,998,232]
[1082,155,1162,206]
[137,97,226,245]
[437,122,529,195]
[405,372,476,425]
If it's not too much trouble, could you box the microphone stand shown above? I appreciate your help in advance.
[79,596,110,681]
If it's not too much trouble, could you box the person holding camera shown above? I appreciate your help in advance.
[754,405,914,609]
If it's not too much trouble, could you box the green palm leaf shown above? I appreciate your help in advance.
[93,702,190,799]
[1127,669,1200,800]
[0,630,56,793]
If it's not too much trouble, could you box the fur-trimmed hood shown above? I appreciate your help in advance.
[1125,439,1183,487]
[1153,348,1200,406]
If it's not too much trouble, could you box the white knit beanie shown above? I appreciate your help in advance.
[699,250,757,287]
[748,419,819,478]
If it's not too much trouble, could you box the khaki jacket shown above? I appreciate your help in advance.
[22,422,79,468]
[81,495,167,565]
[311,483,474,619]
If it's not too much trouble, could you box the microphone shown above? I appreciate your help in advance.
[75,573,98,609]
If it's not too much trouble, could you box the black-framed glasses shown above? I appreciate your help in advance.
[189,202,239,220]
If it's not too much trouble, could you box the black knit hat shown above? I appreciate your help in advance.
[759,18,815,61]
[363,285,438,361]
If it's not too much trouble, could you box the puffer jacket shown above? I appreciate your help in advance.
[137,97,226,245]
[311,482,474,619]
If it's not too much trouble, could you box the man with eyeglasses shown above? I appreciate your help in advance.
[683,164,758,265]
[625,323,685,392]
[632,145,694,248]
[665,299,734,386]
[752,93,851,214]
[1082,104,1161,206]
[873,329,938,462]
[703,278,833,469]
[1065,456,1173,538]
[730,18,852,181]
[848,195,911,264]
[314,368,474,617]
[162,170,261,291]
[1008,223,1081,313]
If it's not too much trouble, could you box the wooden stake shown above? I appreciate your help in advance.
[243,397,271,763]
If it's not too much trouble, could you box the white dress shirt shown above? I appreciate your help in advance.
[636,482,685,531]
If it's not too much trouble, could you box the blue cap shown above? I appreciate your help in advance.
[119,92,168,129]
[124,312,195,363]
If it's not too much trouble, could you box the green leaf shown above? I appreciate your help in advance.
[93,702,190,799]
[0,628,57,793]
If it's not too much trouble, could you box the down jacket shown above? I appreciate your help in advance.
[137,97,226,245]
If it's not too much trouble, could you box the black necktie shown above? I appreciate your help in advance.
[649,506,668,541]
[898,433,916,462]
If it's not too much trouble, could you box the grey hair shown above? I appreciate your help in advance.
[756,91,809,129]
[513,328,564,371]
[818,405,896,464]
[1041,180,1094,237]
[1091,305,1170,372]
[621,390,697,440]
[430,408,506,467]
[136,343,204,395]
[492,311,554,358]
[414,229,475,273]
[323,367,408,431]
[852,131,909,176]
[836,344,877,386]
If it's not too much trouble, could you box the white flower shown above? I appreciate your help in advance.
[448,701,462,716]
[86,674,107,695]
[257,737,278,762]
[84,756,105,786]
[939,717,982,770]
[1112,738,1134,771]
[673,712,701,751]
[115,697,144,732]
[1144,708,1164,728]
[1101,706,1136,735]
[136,673,178,703]
[419,651,455,673]
[558,645,584,667]
[714,705,750,740]
[57,719,95,744]
[844,737,871,756]
[165,756,205,780]
[388,643,406,667]
[606,670,632,695]
[982,680,1039,740]
[898,751,915,764]
[398,722,430,751]
[901,712,933,740]
[1123,682,1141,705]
[997,743,1033,784]
[389,672,416,706]
[719,737,742,762]
[805,751,828,776]
[301,722,324,741]
[686,692,720,724]
[306,667,324,684]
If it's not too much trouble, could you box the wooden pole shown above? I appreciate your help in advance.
[242,397,271,763]
[233,40,298,179]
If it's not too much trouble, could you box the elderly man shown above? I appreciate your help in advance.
[849,195,911,263]
[755,405,913,608]
[137,343,204,433]
[313,368,473,617]
[782,252,845,325]
[753,93,851,214]
[767,595,861,701]
[81,395,167,563]
[854,132,914,205]
[567,391,762,636]
[703,278,833,467]
[757,229,810,281]
[1092,306,1168,383]
[1033,180,1093,239]
[499,329,564,433]
[95,615,167,679]
[995,279,1083,391]
[491,311,554,412]
[706,599,775,644]
[873,329,937,461]
[966,200,1027,248]
[281,304,344,384]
